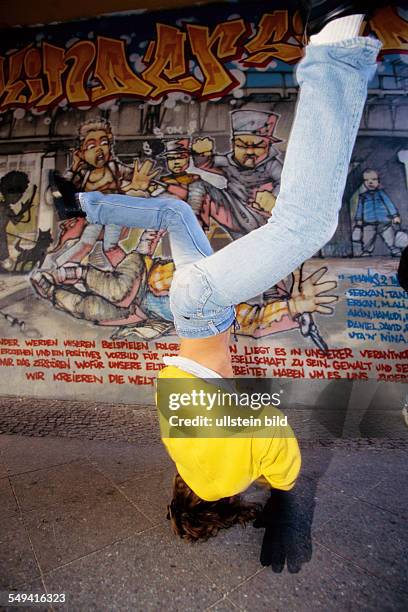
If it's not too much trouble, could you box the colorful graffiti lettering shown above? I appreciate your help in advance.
[0,7,406,111]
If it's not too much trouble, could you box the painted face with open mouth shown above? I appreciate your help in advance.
[81,130,111,168]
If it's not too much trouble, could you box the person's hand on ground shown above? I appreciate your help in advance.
[254,489,312,573]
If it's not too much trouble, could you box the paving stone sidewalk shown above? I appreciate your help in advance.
[0,431,407,611]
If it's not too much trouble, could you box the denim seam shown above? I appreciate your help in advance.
[171,265,230,320]
[170,271,210,319]
[90,199,211,261]
[194,265,235,306]
[321,65,368,231]
[162,207,212,259]
[190,266,224,317]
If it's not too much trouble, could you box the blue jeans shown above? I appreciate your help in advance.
[79,37,381,338]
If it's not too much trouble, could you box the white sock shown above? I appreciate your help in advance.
[310,14,365,45]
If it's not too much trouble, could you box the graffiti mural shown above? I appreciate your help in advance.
[0,1,407,402]
[0,164,39,272]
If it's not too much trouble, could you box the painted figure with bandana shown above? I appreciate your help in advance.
[191,110,283,238]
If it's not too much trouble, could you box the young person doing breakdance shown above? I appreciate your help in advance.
[48,1,383,557]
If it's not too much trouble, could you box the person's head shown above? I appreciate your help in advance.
[166,152,190,175]
[167,473,259,542]
[78,119,114,168]
[363,169,380,191]
[0,170,29,204]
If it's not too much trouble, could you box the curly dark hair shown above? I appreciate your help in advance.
[0,171,29,196]
[167,473,260,542]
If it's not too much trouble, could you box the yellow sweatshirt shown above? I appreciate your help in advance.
[158,365,301,501]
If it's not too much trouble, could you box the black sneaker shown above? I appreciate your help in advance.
[48,170,85,220]
[299,1,382,37]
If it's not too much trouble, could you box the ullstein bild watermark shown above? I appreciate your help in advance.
[156,377,408,440]
[167,413,287,429]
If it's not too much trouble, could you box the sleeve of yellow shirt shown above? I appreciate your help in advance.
[259,434,301,491]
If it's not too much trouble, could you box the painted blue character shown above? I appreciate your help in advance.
[352,169,406,257]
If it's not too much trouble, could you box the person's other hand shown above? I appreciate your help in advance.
[254,490,312,573]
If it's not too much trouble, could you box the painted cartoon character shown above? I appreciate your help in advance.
[352,169,407,257]
[158,138,228,222]
[191,109,283,237]
[0,171,36,270]
[48,119,134,268]
[31,251,175,339]
[31,258,336,346]
[160,139,195,196]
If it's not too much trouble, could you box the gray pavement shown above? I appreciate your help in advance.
[0,432,407,612]
[0,396,158,443]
